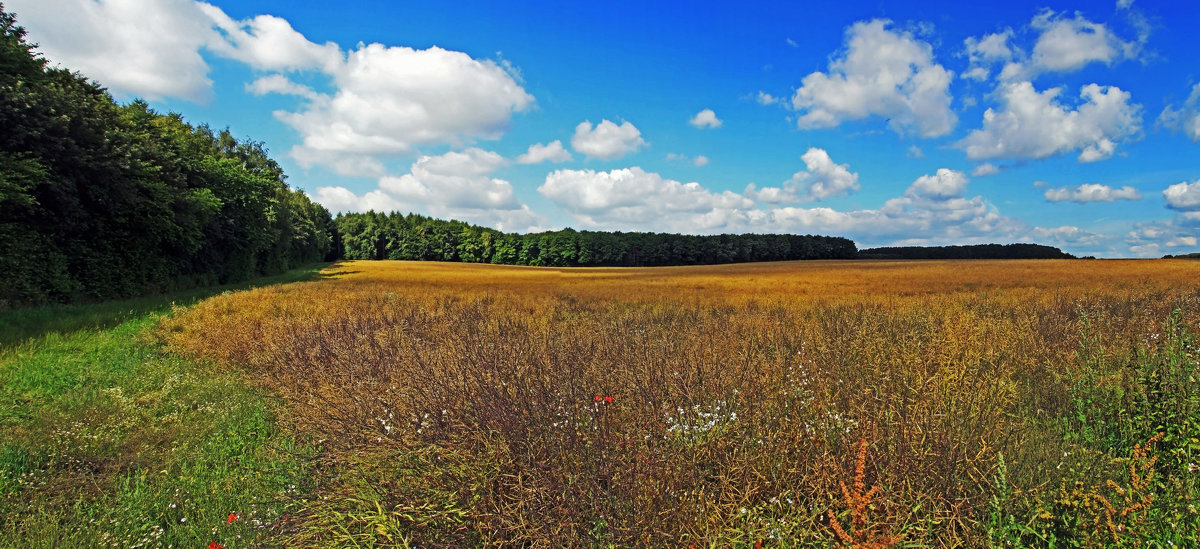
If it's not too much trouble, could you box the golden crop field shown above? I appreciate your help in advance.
[160,259,1200,547]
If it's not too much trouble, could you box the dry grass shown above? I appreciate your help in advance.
[158,259,1200,546]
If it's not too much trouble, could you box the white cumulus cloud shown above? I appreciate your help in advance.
[689,109,722,129]
[198,3,342,73]
[5,1,536,171]
[963,10,1145,83]
[571,120,647,160]
[790,19,956,138]
[531,165,1034,250]
[963,30,1015,81]
[1163,179,1200,211]
[6,0,217,102]
[539,167,753,232]
[1158,83,1200,142]
[1166,236,1198,248]
[516,140,572,164]
[1043,184,1142,203]
[745,148,859,203]
[957,81,1142,163]
[907,169,969,200]
[274,43,533,174]
[312,148,545,232]
[1028,9,1141,74]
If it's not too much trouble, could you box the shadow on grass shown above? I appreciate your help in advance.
[0,262,337,349]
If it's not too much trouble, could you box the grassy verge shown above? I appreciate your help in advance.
[0,266,328,547]
[0,265,332,348]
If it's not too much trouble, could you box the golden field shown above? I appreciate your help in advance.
[160,259,1200,547]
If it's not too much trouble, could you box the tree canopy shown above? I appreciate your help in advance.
[0,4,334,306]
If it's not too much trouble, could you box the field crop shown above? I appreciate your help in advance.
[160,259,1200,546]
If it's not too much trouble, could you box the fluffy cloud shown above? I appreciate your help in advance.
[1125,218,1200,257]
[907,169,969,200]
[1166,236,1198,248]
[963,10,1145,83]
[745,148,859,203]
[1029,225,1108,249]
[198,3,342,72]
[1163,179,1200,211]
[963,30,1015,81]
[793,148,860,200]
[956,81,1142,162]
[516,141,572,164]
[538,167,753,232]
[6,0,216,102]
[1028,10,1140,74]
[1158,83,1200,142]
[531,162,1038,250]
[272,43,533,174]
[1043,184,1142,203]
[689,109,722,129]
[312,149,546,232]
[571,120,647,160]
[10,1,536,172]
[790,19,956,138]
[378,148,514,209]
[749,193,1022,249]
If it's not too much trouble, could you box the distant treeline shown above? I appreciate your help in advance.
[1163,253,1200,259]
[334,211,858,266]
[857,243,1076,260]
[1,8,334,306]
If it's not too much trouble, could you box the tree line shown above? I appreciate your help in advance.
[857,243,1075,260]
[333,211,858,266]
[1,6,334,306]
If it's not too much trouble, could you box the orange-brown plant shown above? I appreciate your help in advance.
[827,438,904,548]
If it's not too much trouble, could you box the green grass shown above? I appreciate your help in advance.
[0,264,331,348]
[0,266,328,547]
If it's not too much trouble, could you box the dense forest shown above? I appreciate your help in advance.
[0,7,334,306]
[333,211,858,266]
[857,243,1076,260]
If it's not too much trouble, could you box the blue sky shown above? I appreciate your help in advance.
[8,0,1200,257]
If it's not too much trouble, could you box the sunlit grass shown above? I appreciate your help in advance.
[0,267,327,548]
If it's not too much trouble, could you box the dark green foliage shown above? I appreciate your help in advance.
[858,243,1076,260]
[335,211,859,266]
[0,5,333,306]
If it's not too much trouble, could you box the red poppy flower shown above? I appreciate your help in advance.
[593,395,602,402]
[208,542,224,549]
[227,512,238,523]
[604,395,614,403]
